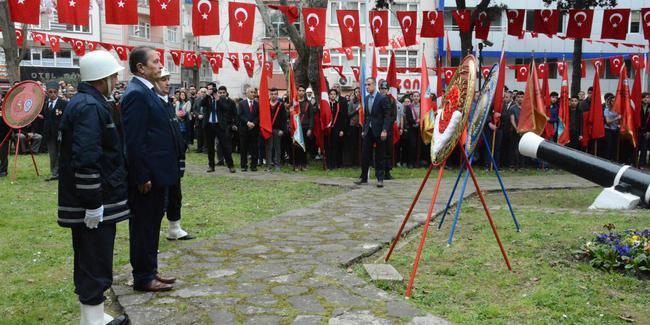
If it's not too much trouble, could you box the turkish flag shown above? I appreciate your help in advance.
[65,38,87,56]
[303,7,326,46]
[268,4,298,24]
[566,9,594,39]
[452,10,471,33]
[337,10,361,48]
[31,32,46,46]
[155,48,165,65]
[506,9,525,37]
[100,42,113,51]
[515,65,529,82]
[609,56,625,76]
[87,41,99,51]
[351,66,361,83]
[243,59,255,78]
[229,2,256,44]
[592,59,605,77]
[193,0,219,36]
[264,61,273,77]
[228,53,240,70]
[581,60,587,78]
[57,0,90,26]
[8,0,40,25]
[481,66,491,79]
[256,52,263,63]
[421,11,443,38]
[150,0,179,26]
[474,10,491,40]
[631,54,645,70]
[242,53,253,62]
[536,63,548,79]
[322,49,331,64]
[602,9,630,40]
[396,11,417,46]
[641,8,650,41]
[106,0,138,25]
[15,29,24,47]
[442,67,456,85]
[533,9,560,36]
[48,35,61,53]
[258,60,272,140]
[556,61,567,77]
[170,50,183,65]
[182,52,194,68]
[613,67,637,147]
[205,52,224,74]
[343,48,354,61]
[369,10,389,47]
[329,65,346,82]
[113,45,132,61]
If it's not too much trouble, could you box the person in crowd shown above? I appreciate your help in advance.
[192,88,207,153]
[401,95,419,168]
[639,93,650,168]
[568,96,583,150]
[266,89,287,172]
[66,85,77,100]
[344,87,361,166]
[326,88,347,170]
[355,77,391,188]
[296,86,314,170]
[578,90,586,102]
[497,91,514,168]
[42,82,67,181]
[13,123,43,154]
[603,93,620,162]
[175,90,192,145]
[202,83,237,173]
[548,91,559,142]
[305,87,316,106]
[378,81,397,180]
[509,91,523,170]
[57,50,129,325]
[411,91,428,167]
[238,87,260,172]
[122,46,179,293]
[152,68,195,242]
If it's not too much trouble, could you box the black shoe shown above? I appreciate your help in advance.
[251,167,257,172]
[206,167,215,173]
[107,315,129,325]
[229,168,236,173]
[241,167,248,172]
[377,180,384,188]
[354,178,368,185]
[217,161,225,166]
[0,172,7,177]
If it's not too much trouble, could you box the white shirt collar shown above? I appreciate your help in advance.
[49,97,58,105]
[134,76,154,91]
[157,94,168,103]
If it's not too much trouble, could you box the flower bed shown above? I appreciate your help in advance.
[578,224,649,277]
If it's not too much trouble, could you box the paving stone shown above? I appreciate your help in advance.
[269,273,305,284]
[206,269,237,279]
[363,264,404,282]
[408,315,453,325]
[239,245,271,255]
[170,284,227,298]
[208,310,236,325]
[271,285,309,296]
[117,292,153,307]
[155,298,177,304]
[124,306,175,325]
[292,315,325,325]
[386,300,421,319]
[235,282,268,295]
[317,288,369,307]
[236,305,278,315]
[243,315,283,325]
[287,295,325,313]
[246,294,278,306]
[328,310,392,325]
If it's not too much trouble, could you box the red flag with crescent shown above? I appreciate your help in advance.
[602,9,630,40]
[609,56,625,76]
[442,67,456,85]
[641,8,650,41]
[369,10,389,47]
[421,11,443,38]
[566,9,594,39]
[150,0,179,26]
[106,0,138,25]
[474,10,491,40]
[193,0,219,36]
[452,9,471,32]
[228,53,240,71]
[506,9,525,37]
[303,7,326,46]
[48,35,61,53]
[533,9,560,36]
[396,11,417,47]
[336,10,361,48]
[229,1,256,44]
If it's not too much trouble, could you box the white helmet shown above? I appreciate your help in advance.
[160,67,170,78]
[80,50,124,82]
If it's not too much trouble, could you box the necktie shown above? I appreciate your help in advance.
[49,101,54,111]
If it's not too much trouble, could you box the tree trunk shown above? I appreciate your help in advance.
[455,0,492,59]
[0,0,25,83]
[571,38,582,97]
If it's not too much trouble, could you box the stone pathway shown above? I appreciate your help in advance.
[113,166,595,324]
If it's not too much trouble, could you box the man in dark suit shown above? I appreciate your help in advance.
[43,82,67,181]
[238,87,260,171]
[202,83,237,173]
[122,46,178,293]
[326,88,347,170]
[1,97,10,177]
[355,77,391,188]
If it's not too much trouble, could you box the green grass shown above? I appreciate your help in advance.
[366,188,650,325]
[0,154,344,324]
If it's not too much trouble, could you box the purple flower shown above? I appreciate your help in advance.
[615,245,630,256]
[596,234,608,243]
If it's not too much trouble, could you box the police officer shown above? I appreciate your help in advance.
[58,50,129,325]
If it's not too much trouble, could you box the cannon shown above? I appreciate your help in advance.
[519,132,650,209]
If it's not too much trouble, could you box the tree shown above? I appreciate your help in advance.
[543,0,617,97]
[0,0,29,83]
[454,0,503,58]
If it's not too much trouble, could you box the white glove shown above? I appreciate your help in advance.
[84,206,104,229]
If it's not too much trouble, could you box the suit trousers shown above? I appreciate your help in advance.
[165,181,182,222]
[129,185,167,288]
[360,131,386,181]
[205,123,234,168]
[72,223,116,305]
[326,133,343,169]
[405,127,418,167]
[195,120,205,151]
[637,133,648,167]
[384,131,394,173]
[265,129,282,168]
[47,138,60,177]
[239,129,259,169]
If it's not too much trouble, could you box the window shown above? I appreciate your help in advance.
[42,49,55,66]
[166,54,179,74]
[30,50,41,66]
[379,50,418,68]
[129,23,151,39]
[167,27,178,42]
[138,0,149,8]
[21,49,75,67]
[390,3,419,28]
[329,1,366,26]
[631,11,640,34]
[265,9,301,37]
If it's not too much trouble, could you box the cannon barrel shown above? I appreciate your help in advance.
[519,132,650,205]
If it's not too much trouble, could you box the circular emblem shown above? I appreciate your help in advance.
[2,81,45,129]
[430,55,477,166]
[466,64,499,155]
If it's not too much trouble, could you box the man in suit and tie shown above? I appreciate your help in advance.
[202,83,237,173]
[355,77,391,188]
[43,82,67,181]
[238,87,260,171]
[122,46,179,292]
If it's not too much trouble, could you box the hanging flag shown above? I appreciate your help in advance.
[630,66,642,129]
[557,61,567,76]
[264,61,273,77]
[169,49,183,66]
[31,32,46,46]
[268,4,298,24]
[421,10,444,38]
[106,0,138,25]
[396,11,417,47]
[258,61,272,140]
[506,9,525,37]
[641,8,650,41]
[612,65,636,147]
[149,0,179,26]
[303,7,326,46]
[602,9,630,40]
[492,45,507,126]
[193,0,219,36]
[566,9,594,39]
[580,60,587,78]
[442,67,456,85]
[322,49,331,64]
[474,10,491,40]
[228,53,240,70]
[540,64,551,107]
[517,60,549,135]
[592,59,605,77]
[242,52,253,62]
[114,45,133,61]
[631,54,645,70]
[359,57,366,127]
[533,9,560,36]
[65,38,87,56]
[351,66,361,83]
[451,9,471,33]
[87,41,99,51]
[243,59,255,78]
[369,10,389,47]
[8,0,40,25]
[48,35,61,53]
[609,56,625,76]
[57,0,90,26]
[536,62,548,79]
[336,10,361,48]
[481,66,491,79]
[557,61,570,145]
[515,65,529,82]
[229,1,256,44]
[288,66,306,151]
